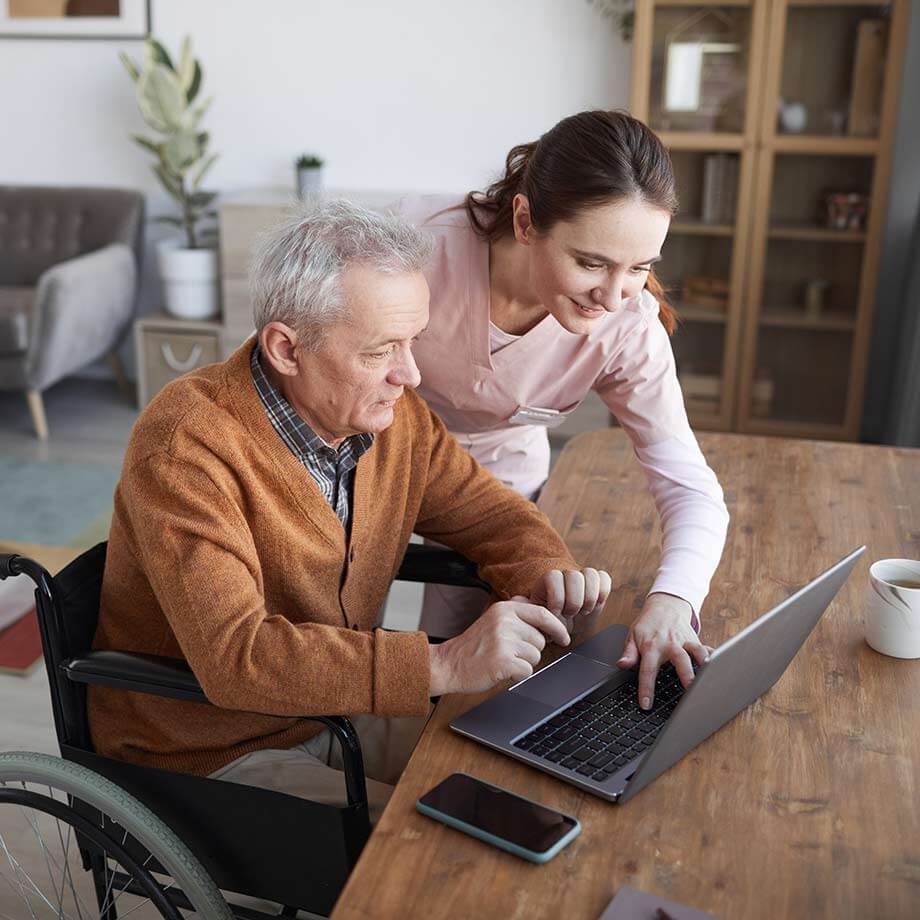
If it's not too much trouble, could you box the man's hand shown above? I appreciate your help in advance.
[530,568,613,628]
[428,597,570,696]
[616,592,712,710]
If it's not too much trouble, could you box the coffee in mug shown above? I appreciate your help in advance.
[865,559,920,659]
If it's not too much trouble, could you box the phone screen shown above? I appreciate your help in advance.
[418,773,578,854]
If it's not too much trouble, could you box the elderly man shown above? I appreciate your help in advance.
[89,201,611,819]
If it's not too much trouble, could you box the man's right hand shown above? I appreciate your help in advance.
[428,597,570,696]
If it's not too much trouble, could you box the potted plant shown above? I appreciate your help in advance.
[121,37,220,320]
[295,153,324,199]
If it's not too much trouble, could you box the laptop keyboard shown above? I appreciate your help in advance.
[512,665,686,782]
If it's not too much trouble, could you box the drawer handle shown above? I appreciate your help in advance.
[161,342,203,372]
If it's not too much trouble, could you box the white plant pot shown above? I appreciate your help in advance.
[157,240,219,320]
[297,166,323,199]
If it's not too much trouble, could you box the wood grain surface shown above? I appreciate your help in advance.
[332,431,920,919]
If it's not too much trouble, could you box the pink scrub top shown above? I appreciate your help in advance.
[396,195,729,618]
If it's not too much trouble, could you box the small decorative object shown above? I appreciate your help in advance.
[701,153,738,225]
[750,370,774,418]
[803,279,830,320]
[778,98,808,134]
[121,36,220,320]
[821,190,869,231]
[683,275,730,312]
[849,19,887,137]
[295,154,324,199]
[677,370,721,415]
[661,8,742,130]
[1,0,149,39]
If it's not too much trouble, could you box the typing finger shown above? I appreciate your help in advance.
[671,646,696,689]
[515,603,571,647]
[581,568,600,614]
[541,571,566,617]
[688,641,711,668]
[562,570,585,618]
[637,647,663,710]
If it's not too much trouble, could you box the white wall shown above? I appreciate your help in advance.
[0,0,631,370]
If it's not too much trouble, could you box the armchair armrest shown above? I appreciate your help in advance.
[396,544,490,591]
[62,650,368,807]
[28,243,137,390]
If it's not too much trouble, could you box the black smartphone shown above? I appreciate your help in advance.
[416,772,581,863]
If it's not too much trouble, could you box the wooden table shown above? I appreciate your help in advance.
[332,431,920,919]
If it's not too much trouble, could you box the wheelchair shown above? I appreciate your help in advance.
[0,541,488,918]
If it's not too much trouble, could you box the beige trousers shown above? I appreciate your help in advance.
[209,711,431,825]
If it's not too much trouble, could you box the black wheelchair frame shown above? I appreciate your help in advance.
[0,541,488,918]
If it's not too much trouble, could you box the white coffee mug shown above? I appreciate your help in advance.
[865,559,920,659]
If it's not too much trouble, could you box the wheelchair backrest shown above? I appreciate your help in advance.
[37,541,108,751]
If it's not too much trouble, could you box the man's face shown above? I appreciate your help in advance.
[284,265,430,445]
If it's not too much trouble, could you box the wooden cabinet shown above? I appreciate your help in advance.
[631,0,909,439]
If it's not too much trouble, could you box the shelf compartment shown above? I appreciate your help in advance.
[753,327,852,426]
[673,322,728,419]
[769,154,874,228]
[777,5,890,140]
[760,237,861,325]
[649,5,752,135]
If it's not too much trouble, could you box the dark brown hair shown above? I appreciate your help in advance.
[466,110,679,334]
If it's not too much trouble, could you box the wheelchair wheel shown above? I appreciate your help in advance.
[0,751,234,919]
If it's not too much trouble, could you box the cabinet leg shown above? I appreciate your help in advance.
[25,389,48,441]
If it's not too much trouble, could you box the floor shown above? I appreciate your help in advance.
[0,378,606,917]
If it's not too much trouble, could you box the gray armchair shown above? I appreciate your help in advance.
[0,185,144,439]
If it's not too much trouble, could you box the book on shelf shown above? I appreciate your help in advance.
[701,153,738,225]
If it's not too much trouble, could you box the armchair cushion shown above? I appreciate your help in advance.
[0,286,33,356]
[26,242,136,391]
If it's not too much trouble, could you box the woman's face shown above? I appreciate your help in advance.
[514,195,671,335]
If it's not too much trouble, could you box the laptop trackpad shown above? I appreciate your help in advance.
[510,653,616,708]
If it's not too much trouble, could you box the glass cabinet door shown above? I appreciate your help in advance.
[775,5,891,139]
[649,4,754,135]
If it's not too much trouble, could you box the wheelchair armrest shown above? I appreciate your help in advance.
[62,651,369,807]
[396,544,490,591]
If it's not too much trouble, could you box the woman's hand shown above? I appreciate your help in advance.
[616,592,711,710]
[529,567,612,627]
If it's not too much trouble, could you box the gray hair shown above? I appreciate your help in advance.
[250,198,433,351]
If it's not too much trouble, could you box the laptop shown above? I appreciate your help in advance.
[452,547,865,803]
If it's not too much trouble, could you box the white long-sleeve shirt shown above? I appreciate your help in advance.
[398,195,730,619]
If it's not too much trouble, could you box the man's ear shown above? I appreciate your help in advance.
[511,193,535,245]
[260,322,301,377]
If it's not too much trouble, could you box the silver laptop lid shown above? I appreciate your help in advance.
[619,546,865,802]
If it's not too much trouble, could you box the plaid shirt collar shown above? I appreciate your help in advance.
[250,343,373,527]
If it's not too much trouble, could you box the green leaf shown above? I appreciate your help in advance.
[130,134,161,157]
[177,35,194,88]
[186,61,202,104]
[138,64,186,133]
[119,51,140,83]
[187,96,212,129]
[148,38,175,72]
[153,216,186,227]
[191,153,219,191]
[188,191,217,208]
[162,128,200,174]
[152,163,184,204]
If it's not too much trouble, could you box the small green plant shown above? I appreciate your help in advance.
[120,37,218,249]
[587,0,634,41]
[296,154,324,169]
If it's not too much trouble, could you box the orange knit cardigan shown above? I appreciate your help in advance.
[88,340,578,776]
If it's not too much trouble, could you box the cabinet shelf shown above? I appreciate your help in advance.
[770,135,880,155]
[767,223,866,243]
[677,304,730,324]
[759,309,856,331]
[657,132,746,151]
[671,220,735,237]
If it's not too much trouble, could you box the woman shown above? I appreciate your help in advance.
[398,110,730,709]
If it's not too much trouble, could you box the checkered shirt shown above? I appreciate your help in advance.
[250,344,373,532]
